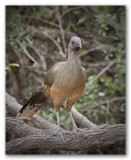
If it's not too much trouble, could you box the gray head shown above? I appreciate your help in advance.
[68,36,82,52]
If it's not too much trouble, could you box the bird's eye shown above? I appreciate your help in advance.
[72,41,74,44]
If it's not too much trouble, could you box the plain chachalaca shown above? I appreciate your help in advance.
[16,36,87,140]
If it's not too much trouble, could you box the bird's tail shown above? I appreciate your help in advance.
[16,85,50,119]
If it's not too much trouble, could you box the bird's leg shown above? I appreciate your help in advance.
[68,111,77,130]
[56,112,65,143]
[69,110,86,136]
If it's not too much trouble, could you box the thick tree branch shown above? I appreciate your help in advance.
[6,118,125,154]
[6,92,21,115]
[6,93,125,154]
[6,92,63,131]
[6,92,96,130]
[71,107,97,129]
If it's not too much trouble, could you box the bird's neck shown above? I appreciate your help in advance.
[67,49,79,61]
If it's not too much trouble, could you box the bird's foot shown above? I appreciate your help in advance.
[57,128,66,144]
[72,126,86,137]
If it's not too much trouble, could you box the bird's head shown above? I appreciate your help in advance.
[68,36,82,52]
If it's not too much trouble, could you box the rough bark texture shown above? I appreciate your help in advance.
[6,118,125,154]
[6,93,126,154]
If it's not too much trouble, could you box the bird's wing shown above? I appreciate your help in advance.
[44,62,66,87]
[16,86,48,119]
[16,62,66,119]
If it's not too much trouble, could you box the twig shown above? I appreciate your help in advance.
[82,61,114,67]
[91,60,116,83]
[22,15,59,28]
[79,44,116,58]
[61,6,84,18]
[79,46,105,57]
[85,60,117,92]
[16,40,37,63]
[27,45,47,70]
[41,31,66,58]
[25,25,66,58]
[55,7,67,57]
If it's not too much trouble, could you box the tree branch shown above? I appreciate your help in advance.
[6,93,125,154]
[71,107,97,129]
[6,118,125,154]
[84,60,117,92]
[55,6,67,56]
[84,96,126,111]
[22,15,59,28]
[6,92,63,131]
[6,92,96,130]
[61,6,84,18]
[24,25,66,58]
[16,40,37,63]
[79,44,116,58]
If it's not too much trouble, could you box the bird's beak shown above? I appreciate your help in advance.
[74,43,82,48]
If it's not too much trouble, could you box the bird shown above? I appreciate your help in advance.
[16,36,87,141]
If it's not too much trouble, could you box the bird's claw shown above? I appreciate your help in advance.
[73,127,86,137]
[57,129,66,144]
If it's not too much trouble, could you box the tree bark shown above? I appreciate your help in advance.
[6,93,126,154]
[6,118,125,154]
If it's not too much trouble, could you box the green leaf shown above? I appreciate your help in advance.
[119,103,125,112]
[100,76,105,82]
[84,14,89,18]
[98,92,105,97]
[80,49,86,54]
[56,36,61,43]
[73,10,81,15]
[99,105,107,115]
[72,26,78,32]
[44,28,56,33]
[22,40,27,47]
[5,66,12,71]
[25,84,36,92]
[102,49,108,54]
[33,62,39,67]
[102,31,106,37]
[74,103,82,109]
[9,63,20,67]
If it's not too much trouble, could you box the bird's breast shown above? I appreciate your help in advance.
[54,63,86,92]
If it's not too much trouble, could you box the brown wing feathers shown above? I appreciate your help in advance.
[16,86,50,119]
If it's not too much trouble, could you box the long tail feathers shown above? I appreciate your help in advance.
[16,86,49,119]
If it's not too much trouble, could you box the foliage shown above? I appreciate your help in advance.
[6,6,125,134]
[39,108,71,130]
[6,63,20,71]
